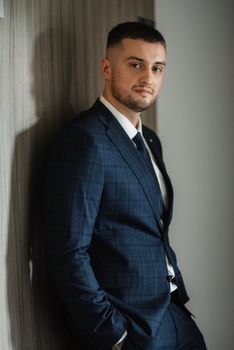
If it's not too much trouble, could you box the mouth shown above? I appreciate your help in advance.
[133,86,153,97]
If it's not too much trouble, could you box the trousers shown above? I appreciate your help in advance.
[152,294,207,350]
[121,291,207,350]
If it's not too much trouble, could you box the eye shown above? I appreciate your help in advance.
[153,66,163,73]
[130,62,142,70]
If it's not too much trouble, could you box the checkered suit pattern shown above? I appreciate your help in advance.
[44,100,189,350]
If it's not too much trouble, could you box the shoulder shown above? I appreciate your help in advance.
[54,102,108,147]
[47,101,115,166]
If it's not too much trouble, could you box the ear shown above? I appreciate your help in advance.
[101,58,111,80]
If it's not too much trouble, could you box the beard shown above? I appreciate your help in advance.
[111,78,156,113]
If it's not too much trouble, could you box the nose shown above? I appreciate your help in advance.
[139,67,153,86]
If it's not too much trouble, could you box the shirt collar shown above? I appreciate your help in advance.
[100,95,142,139]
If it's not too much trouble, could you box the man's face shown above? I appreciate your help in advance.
[102,38,167,115]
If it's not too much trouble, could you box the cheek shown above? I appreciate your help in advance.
[154,76,164,90]
[115,74,132,91]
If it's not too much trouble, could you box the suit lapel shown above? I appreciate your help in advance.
[143,129,174,228]
[93,100,164,230]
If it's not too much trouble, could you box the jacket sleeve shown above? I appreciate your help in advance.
[44,123,128,349]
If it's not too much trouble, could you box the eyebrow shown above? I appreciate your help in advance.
[126,56,166,66]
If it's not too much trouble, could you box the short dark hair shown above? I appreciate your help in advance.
[107,22,166,50]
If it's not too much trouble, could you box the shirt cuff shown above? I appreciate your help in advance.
[112,330,127,349]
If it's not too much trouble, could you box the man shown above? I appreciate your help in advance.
[45,22,207,350]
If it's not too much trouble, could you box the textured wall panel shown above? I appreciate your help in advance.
[0,0,155,349]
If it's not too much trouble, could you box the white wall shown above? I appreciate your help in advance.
[155,0,234,348]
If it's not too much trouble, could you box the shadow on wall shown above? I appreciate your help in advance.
[6,28,77,350]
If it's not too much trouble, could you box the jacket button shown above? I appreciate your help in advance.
[167,275,174,282]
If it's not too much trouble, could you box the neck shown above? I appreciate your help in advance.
[103,91,140,127]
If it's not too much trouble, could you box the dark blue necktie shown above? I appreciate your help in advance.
[132,132,164,219]
[132,132,153,170]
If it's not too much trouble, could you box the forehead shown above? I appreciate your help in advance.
[118,38,167,63]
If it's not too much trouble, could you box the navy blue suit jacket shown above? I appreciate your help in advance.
[44,100,189,350]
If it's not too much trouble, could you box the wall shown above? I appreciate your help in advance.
[155,0,234,348]
[0,1,154,349]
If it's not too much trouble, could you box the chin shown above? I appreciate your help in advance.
[136,100,153,110]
